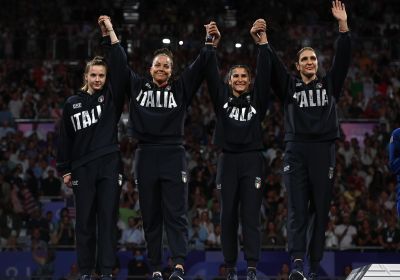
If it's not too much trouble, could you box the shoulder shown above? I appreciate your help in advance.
[65,93,82,104]
[390,128,400,142]
[391,128,400,137]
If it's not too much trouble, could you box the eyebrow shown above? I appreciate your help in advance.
[300,55,317,61]
[154,62,171,66]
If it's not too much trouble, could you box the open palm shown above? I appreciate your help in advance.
[332,0,347,21]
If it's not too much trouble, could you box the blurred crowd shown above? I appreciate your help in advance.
[0,0,400,278]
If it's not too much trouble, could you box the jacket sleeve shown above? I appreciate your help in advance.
[254,44,271,115]
[266,44,291,103]
[180,45,214,105]
[56,102,74,176]
[389,128,400,175]
[328,32,352,99]
[205,46,224,110]
[101,36,131,113]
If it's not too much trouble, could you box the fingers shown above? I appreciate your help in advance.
[98,15,111,25]
[205,21,220,37]
[251,18,267,34]
[98,15,110,21]
[332,0,345,11]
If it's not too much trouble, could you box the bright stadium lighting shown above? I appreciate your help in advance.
[162,38,171,44]
[179,40,183,46]
[235,43,242,48]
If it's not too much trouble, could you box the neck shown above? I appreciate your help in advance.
[153,80,168,88]
[232,90,246,97]
[86,88,94,95]
[301,74,317,84]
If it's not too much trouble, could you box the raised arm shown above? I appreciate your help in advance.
[265,32,291,102]
[179,23,215,104]
[250,19,271,114]
[204,21,223,107]
[329,0,351,98]
[98,16,131,107]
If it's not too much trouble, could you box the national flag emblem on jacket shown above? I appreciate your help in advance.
[181,171,187,183]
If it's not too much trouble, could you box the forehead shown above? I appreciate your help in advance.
[230,67,249,76]
[299,50,317,60]
[88,65,106,74]
[152,54,172,65]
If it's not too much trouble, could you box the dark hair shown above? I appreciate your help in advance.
[226,64,252,82]
[81,56,107,91]
[152,48,174,67]
[296,47,316,62]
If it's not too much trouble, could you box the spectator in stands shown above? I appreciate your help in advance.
[0,120,16,139]
[41,169,61,196]
[31,227,55,280]
[27,208,49,242]
[342,265,352,279]
[207,224,222,248]
[189,216,208,250]
[213,264,227,280]
[162,257,175,280]
[127,249,151,280]
[0,205,22,245]
[378,217,400,250]
[355,219,379,247]
[334,213,357,249]
[277,263,290,280]
[120,217,145,250]
[325,221,339,249]
[63,263,80,280]
[54,215,75,247]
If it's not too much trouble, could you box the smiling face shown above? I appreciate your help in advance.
[228,66,251,96]
[85,65,106,94]
[296,48,318,82]
[150,54,172,87]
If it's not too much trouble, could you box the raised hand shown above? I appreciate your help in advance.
[250,19,267,44]
[204,21,221,47]
[331,0,347,22]
[98,15,112,36]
